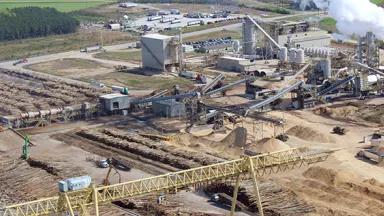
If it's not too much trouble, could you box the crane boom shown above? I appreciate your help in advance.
[2,148,334,216]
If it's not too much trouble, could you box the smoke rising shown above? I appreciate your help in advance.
[328,0,384,39]
[295,0,384,39]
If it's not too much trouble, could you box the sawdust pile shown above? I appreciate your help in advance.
[314,105,359,119]
[284,166,384,216]
[249,138,290,154]
[286,125,332,143]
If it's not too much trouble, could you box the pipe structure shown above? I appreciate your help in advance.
[354,61,384,77]
[246,15,282,50]
[244,80,304,116]
[205,78,252,96]
[131,92,200,104]
[201,74,225,94]
[317,76,355,96]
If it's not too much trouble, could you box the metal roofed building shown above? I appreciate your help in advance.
[99,93,130,112]
[141,34,180,71]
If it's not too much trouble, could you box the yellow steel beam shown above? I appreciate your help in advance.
[2,148,333,216]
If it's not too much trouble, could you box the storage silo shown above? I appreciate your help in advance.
[296,48,305,64]
[243,17,256,55]
[279,47,288,62]
[322,58,332,79]
[289,48,297,63]
[232,40,241,53]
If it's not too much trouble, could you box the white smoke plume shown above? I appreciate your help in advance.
[294,0,384,39]
[328,0,384,39]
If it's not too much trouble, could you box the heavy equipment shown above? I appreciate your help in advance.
[2,147,335,216]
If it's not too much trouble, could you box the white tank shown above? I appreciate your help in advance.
[289,48,297,63]
[296,49,305,64]
[279,47,288,62]
[243,17,256,55]
[232,40,241,53]
[322,58,332,79]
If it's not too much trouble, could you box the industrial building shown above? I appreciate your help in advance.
[99,93,130,112]
[217,56,255,72]
[152,99,186,117]
[242,19,331,57]
[141,34,180,71]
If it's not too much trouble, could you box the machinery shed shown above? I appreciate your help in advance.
[99,93,130,112]
[152,99,186,117]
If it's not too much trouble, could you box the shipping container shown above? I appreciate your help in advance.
[58,176,92,192]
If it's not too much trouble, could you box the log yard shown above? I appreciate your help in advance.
[1,0,384,216]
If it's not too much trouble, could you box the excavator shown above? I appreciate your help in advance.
[100,158,131,186]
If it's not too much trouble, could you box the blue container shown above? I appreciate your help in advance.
[58,180,68,192]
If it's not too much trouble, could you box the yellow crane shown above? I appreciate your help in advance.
[2,148,335,216]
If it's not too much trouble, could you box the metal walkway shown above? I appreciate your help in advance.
[317,76,355,96]
[2,148,334,216]
[245,80,304,116]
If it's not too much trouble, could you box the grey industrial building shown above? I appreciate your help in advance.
[217,56,255,72]
[243,19,331,55]
[99,93,130,112]
[141,34,180,71]
[152,99,186,117]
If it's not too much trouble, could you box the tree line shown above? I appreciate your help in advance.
[0,7,79,41]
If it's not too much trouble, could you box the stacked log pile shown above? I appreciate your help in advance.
[0,69,110,116]
[77,128,224,170]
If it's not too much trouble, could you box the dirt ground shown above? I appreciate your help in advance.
[1,93,384,215]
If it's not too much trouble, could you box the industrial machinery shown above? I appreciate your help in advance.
[2,148,336,216]
[21,135,30,160]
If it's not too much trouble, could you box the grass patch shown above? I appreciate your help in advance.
[184,29,242,42]
[371,0,384,6]
[94,50,142,62]
[0,29,137,61]
[319,17,337,33]
[87,72,194,90]
[25,58,112,77]
[239,3,291,14]
[0,0,117,12]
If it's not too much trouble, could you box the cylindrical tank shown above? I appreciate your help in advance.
[296,48,305,64]
[279,47,288,62]
[232,40,241,53]
[243,17,256,55]
[322,58,332,79]
[289,48,297,63]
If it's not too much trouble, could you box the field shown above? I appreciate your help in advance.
[319,17,337,33]
[0,0,117,12]
[94,50,142,62]
[0,29,137,61]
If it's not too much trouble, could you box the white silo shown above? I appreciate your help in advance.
[232,40,241,53]
[243,17,256,55]
[296,48,305,64]
[289,48,297,63]
[279,47,288,62]
[322,58,332,79]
